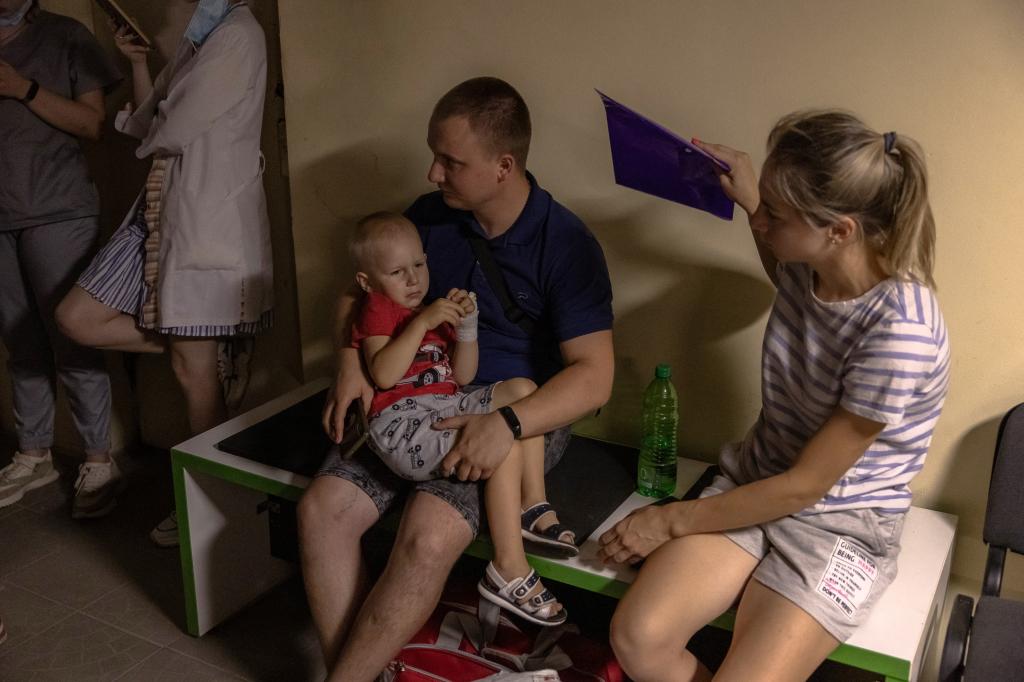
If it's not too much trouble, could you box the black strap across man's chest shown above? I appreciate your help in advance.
[461,226,538,337]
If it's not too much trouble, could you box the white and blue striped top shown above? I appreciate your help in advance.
[723,263,950,515]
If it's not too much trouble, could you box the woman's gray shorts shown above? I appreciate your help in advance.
[316,384,572,535]
[701,473,905,642]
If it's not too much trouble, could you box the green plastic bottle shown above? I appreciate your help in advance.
[636,363,679,497]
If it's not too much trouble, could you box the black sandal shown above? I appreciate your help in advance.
[521,501,578,558]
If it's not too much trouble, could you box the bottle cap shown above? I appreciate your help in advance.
[655,363,671,378]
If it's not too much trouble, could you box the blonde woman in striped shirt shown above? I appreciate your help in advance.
[600,111,949,682]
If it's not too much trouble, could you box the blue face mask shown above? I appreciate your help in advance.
[184,0,234,48]
[0,0,33,27]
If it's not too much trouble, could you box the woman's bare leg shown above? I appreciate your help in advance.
[168,337,226,434]
[610,533,759,682]
[714,579,840,682]
[56,286,164,354]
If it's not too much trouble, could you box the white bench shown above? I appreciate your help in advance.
[171,379,956,682]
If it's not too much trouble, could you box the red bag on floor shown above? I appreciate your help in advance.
[382,643,510,680]
[380,582,625,682]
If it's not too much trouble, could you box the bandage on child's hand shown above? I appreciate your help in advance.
[455,291,479,342]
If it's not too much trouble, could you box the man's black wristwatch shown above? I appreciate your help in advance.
[22,79,40,103]
[496,405,522,440]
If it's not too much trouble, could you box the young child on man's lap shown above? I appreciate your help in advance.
[350,211,573,626]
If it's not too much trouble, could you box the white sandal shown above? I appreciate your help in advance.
[478,562,567,627]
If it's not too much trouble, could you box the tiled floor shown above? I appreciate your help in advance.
[0,447,326,681]
[0,444,954,681]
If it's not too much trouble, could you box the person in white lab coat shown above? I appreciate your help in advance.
[57,0,273,546]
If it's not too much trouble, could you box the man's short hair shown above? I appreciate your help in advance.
[430,76,531,169]
[349,211,419,270]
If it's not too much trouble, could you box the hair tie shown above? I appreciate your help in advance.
[883,131,897,154]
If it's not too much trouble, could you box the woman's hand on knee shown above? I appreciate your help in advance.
[598,504,673,564]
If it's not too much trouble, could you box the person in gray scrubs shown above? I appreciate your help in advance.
[0,0,122,518]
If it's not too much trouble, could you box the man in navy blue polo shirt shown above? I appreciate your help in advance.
[300,77,615,681]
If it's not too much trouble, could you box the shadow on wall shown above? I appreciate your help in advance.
[295,139,425,376]
[932,414,1001,578]
[574,208,775,458]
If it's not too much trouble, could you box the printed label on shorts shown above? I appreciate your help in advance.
[816,538,878,619]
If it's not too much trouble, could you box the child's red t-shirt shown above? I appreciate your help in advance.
[351,292,459,416]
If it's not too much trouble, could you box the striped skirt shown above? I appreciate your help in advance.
[76,204,272,338]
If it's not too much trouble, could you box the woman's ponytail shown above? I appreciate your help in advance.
[882,135,936,289]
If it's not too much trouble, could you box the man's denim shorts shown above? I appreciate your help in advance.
[316,396,572,535]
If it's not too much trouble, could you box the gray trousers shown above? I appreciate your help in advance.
[0,218,112,453]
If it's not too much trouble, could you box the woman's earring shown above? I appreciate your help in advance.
[829,237,839,245]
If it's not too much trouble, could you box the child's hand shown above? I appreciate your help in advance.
[418,298,465,330]
[448,289,479,342]
[446,288,476,316]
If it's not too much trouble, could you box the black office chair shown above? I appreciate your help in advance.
[939,402,1024,681]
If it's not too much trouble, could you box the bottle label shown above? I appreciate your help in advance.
[637,460,676,498]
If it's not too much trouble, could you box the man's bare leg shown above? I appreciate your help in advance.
[327,491,473,682]
[298,475,380,665]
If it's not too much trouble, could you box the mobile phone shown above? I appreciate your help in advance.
[92,0,152,48]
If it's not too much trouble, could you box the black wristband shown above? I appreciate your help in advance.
[497,405,522,440]
[22,79,39,103]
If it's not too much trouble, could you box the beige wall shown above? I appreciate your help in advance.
[276,0,1024,594]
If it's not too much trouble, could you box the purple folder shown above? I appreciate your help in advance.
[598,90,734,220]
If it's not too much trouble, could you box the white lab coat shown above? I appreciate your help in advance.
[115,5,272,328]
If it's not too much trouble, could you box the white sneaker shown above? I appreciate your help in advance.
[150,510,179,547]
[71,459,123,519]
[0,451,60,508]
